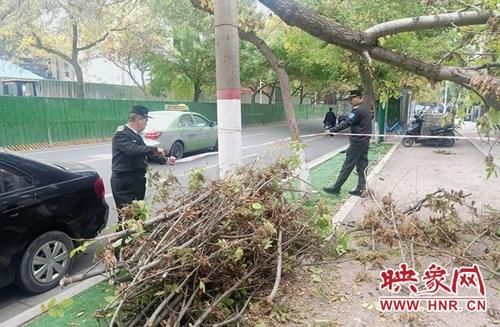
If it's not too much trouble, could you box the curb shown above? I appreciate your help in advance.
[330,142,400,225]
[1,275,106,327]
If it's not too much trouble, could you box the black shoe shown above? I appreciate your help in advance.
[348,189,364,197]
[323,186,340,195]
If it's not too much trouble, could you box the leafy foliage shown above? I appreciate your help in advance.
[147,0,215,101]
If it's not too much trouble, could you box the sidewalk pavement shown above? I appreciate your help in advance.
[337,138,500,225]
[459,121,500,168]
[325,128,500,327]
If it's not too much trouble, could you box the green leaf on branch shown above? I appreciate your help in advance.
[252,202,263,210]
[70,241,95,258]
[187,168,206,191]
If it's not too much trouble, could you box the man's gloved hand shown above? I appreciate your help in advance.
[167,156,176,166]
[152,153,167,164]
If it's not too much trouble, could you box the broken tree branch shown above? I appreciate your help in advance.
[267,229,283,303]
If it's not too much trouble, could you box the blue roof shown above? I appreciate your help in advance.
[0,59,44,80]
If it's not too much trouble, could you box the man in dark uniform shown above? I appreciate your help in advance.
[111,105,169,209]
[323,90,372,196]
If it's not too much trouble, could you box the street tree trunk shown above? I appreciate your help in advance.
[240,31,310,193]
[193,83,202,102]
[355,55,376,118]
[251,91,257,104]
[257,0,500,100]
[249,80,260,103]
[214,0,242,176]
[300,87,307,105]
[268,83,276,104]
[355,54,379,140]
[31,22,112,99]
[72,61,85,98]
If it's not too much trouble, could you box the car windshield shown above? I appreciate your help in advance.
[145,112,179,131]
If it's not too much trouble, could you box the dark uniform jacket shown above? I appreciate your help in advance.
[111,125,165,175]
[329,102,372,145]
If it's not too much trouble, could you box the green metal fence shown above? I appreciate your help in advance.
[0,97,334,146]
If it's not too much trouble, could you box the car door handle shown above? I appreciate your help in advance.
[5,205,20,217]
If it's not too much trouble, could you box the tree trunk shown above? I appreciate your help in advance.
[355,55,376,118]
[299,87,305,104]
[268,83,275,104]
[251,91,257,104]
[354,54,379,141]
[73,62,85,98]
[193,83,202,102]
[139,66,149,99]
[240,31,310,193]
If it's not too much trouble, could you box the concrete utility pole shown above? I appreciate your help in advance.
[214,0,242,177]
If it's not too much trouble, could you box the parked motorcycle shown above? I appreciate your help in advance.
[402,113,456,147]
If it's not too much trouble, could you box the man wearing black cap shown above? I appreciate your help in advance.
[323,90,372,196]
[111,105,168,210]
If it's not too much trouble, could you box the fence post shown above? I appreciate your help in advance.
[47,126,53,145]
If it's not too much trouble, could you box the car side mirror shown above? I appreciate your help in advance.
[209,121,216,127]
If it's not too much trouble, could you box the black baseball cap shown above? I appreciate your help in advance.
[130,105,152,119]
[343,89,363,100]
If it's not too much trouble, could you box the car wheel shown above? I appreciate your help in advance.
[402,137,414,147]
[17,231,73,293]
[170,141,184,159]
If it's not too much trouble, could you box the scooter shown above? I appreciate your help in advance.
[402,113,456,147]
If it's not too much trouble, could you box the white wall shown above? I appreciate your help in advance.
[81,58,147,86]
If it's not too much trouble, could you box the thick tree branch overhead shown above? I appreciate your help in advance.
[364,11,494,44]
[31,33,73,64]
[258,0,499,98]
[78,32,110,52]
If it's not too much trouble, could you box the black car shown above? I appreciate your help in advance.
[0,152,108,293]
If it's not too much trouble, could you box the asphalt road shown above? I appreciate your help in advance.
[0,119,350,323]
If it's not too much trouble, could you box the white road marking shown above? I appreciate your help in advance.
[176,152,218,163]
[304,135,324,143]
[243,139,287,150]
[186,153,259,172]
[81,154,112,163]
[242,132,265,138]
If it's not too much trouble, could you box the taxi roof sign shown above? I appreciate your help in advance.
[165,104,189,111]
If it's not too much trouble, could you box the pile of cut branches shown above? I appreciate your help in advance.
[358,189,499,276]
[65,161,322,326]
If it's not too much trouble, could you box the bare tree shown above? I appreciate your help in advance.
[9,0,138,97]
